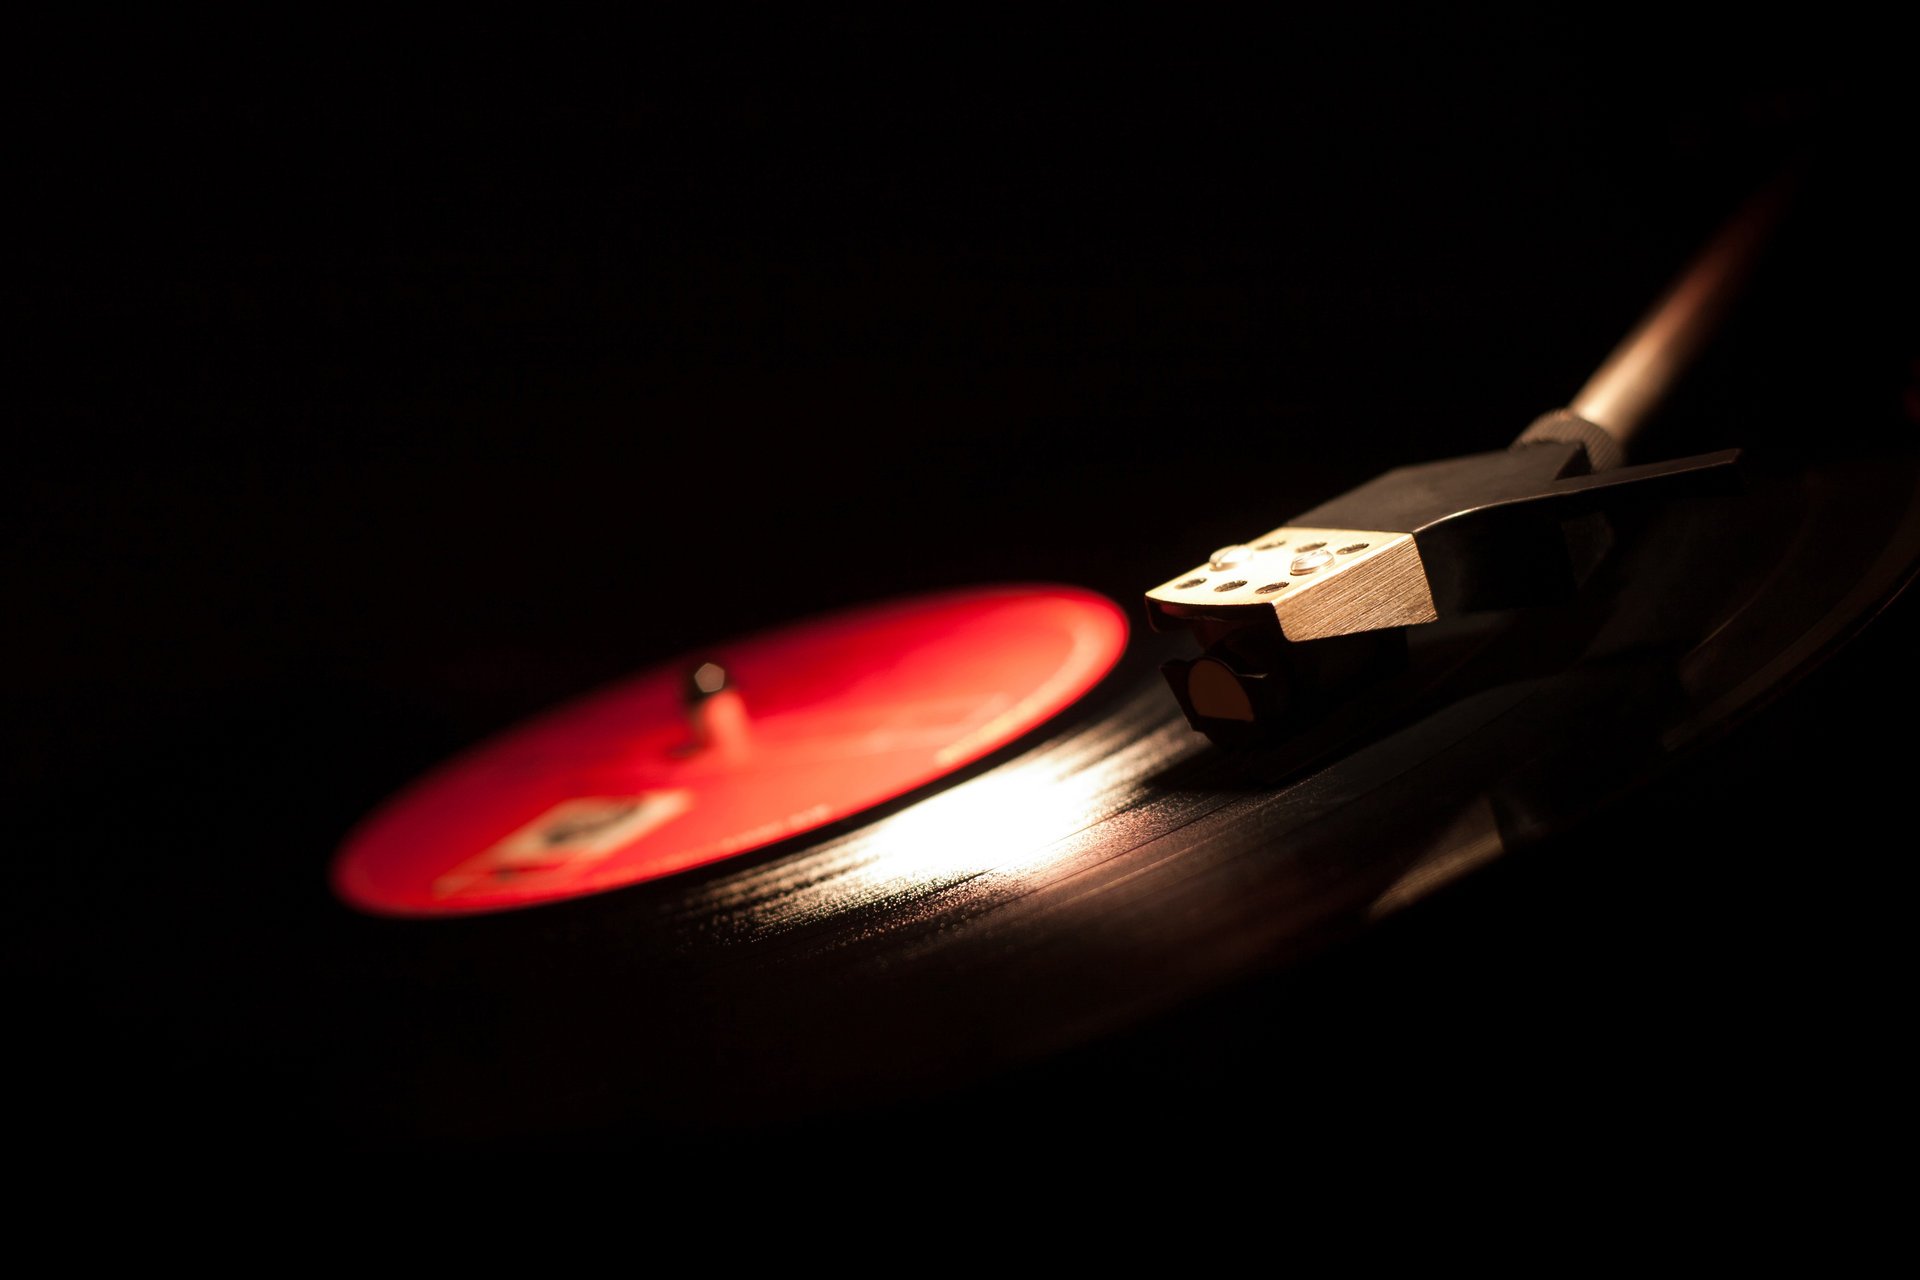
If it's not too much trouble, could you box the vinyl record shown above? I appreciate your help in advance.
[315,440,1919,1142]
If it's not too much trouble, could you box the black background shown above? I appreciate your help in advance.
[14,17,1916,1149]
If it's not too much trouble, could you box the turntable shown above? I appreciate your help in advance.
[16,29,1915,1149]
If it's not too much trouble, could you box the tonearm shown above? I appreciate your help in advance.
[1147,180,1786,745]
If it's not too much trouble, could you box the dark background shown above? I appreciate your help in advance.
[13,17,1915,1148]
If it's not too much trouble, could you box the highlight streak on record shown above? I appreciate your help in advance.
[332,586,1129,916]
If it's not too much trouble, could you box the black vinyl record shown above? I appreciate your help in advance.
[16,21,1917,1150]
[303,442,1918,1142]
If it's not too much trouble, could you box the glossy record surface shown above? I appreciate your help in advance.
[324,448,1919,1138]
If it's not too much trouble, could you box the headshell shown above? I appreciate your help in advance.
[1145,525,1437,643]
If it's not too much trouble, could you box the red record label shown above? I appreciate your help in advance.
[332,585,1128,916]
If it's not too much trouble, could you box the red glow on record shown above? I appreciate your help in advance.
[332,586,1128,916]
